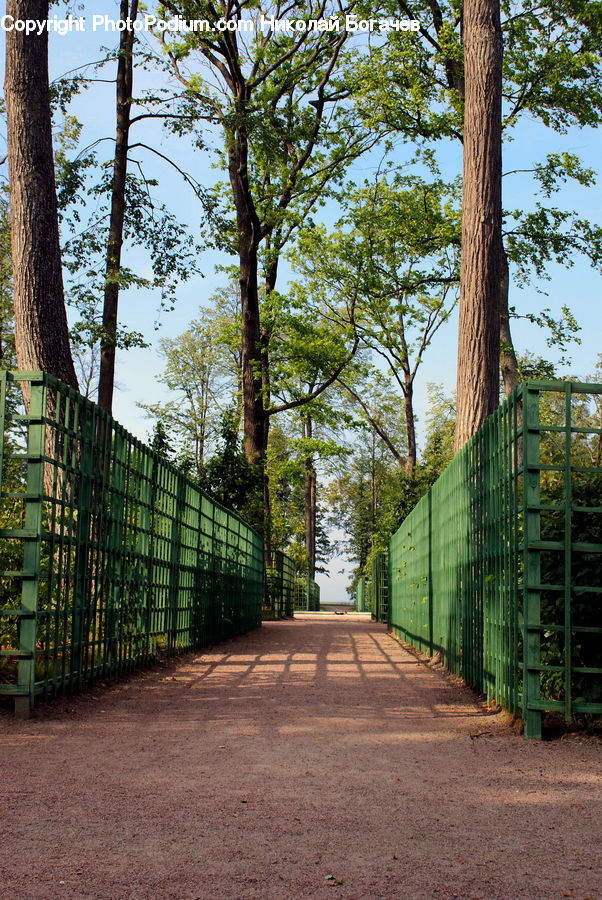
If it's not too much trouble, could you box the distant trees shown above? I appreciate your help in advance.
[139,295,240,477]
[294,171,461,474]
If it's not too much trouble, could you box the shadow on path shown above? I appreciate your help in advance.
[0,615,599,900]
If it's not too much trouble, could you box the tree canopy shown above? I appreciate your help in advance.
[2,0,600,600]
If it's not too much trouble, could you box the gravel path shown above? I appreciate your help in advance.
[0,614,600,900]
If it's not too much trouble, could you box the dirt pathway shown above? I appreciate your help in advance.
[0,614,600,900]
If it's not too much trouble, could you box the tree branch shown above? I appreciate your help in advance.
[268,334,359,417]
[338,378,406,466]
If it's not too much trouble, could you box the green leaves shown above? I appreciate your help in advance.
[502,0,602,132]
[290,168,460,469]
[532,153,597,196]
[61,168,203,348]
[139,287,240,476]
[505,203,602,287]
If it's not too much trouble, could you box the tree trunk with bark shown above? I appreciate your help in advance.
[403,379,417,476]
[228,119,266,470]
[370,430,377,539]
[239,238,265,464]
[5,0,78,393]
[455,0,503,451]
[260,336,272,568]
[499,245,520,395]
[303,414,317,579]
[98,0,139,414]
[260,253,278,558]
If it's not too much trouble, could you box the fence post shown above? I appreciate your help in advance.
[71,400,94,687]
[14,379,46,718]
[105,428,126,673]
[562,383,573,723]
[522,385,542,739]
[427,491,434,655]
[167,470,184,652]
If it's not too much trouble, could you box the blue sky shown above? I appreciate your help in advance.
[1,1,601,601]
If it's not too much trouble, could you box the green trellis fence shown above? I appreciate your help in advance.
[0,372,264,717]
[266,549,296,617]
[356,574,368,612]
[293,575,320,611]
[389,381,601,739]
[370,552,389,624]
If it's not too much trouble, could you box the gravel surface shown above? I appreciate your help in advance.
[0,614,600,900]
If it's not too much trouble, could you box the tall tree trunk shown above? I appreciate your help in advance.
[260,254,278,562]
[396,303,416,475]
[404,380,417,476]
[455,0,503,451]
[5,0,78,392]
[370,430,377,541]
[261,362,272,580]
[499,245,520,395]
[98,0,139,414]
[228,110,269,598]
[239,236,265,467]
[303,414,317,579]
[229,128,265,469]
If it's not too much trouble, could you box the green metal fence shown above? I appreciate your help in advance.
[389,381,602,738]
[266,549,295,617]
[293,575,320,611]
[356,575,367,612]
[0,372,264,717]
[371,552,389,624]
[309,579,320,611]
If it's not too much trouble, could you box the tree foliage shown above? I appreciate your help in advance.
[150,0,376,473]
[139,295,240,476]
[293,169,460,471]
